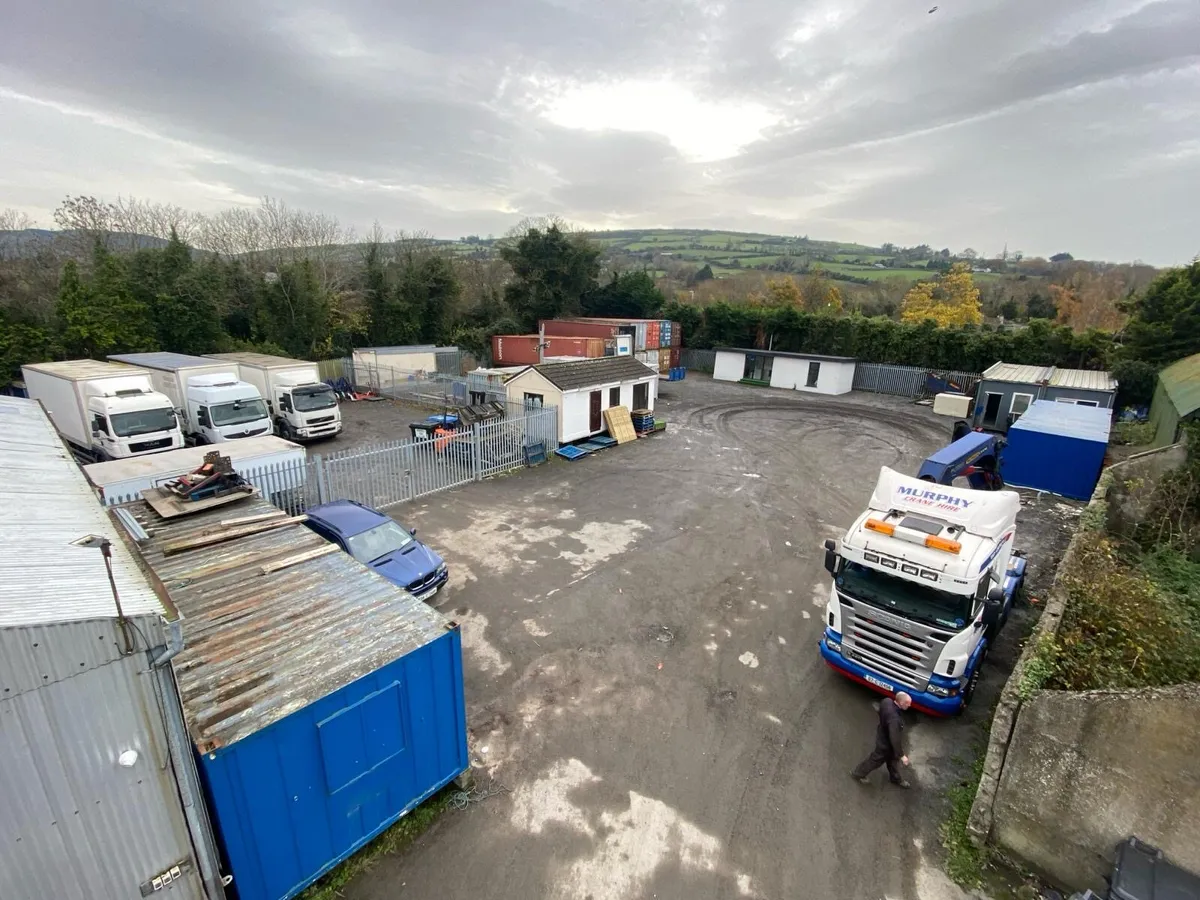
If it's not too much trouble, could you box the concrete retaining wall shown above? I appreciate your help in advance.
[991,684,1200,892]
[967,442,1195,890]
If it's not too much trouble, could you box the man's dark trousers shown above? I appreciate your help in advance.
[852,697,905,782]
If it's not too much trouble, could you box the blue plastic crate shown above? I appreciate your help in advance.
[554,445,591,461]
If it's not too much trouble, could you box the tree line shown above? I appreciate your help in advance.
[2,196,1197,408]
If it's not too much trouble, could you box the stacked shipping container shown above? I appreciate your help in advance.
[564,318,682,374]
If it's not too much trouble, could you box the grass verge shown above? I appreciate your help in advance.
[299,789,453,900]
[939,745,989,888]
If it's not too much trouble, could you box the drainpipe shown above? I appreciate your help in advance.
[151,616,185,667]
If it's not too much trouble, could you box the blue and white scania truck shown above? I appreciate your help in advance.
[818,467,1026,716]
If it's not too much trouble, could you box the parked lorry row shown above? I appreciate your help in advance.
[22,352,341,461]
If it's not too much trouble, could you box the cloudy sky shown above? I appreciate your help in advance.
[1,0,1198,264]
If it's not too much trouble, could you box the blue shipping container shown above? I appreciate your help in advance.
[200,630,467,900]
[129,495,469,900]
[1001,400,1112,500]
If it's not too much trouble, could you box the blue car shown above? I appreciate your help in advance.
[304,499,449,601]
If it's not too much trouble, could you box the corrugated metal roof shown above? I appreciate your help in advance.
[0,397,166,628]
[1048,368,1118,392]
[982,361,1116,392]
[109,351,228,371]
[532,357,657,390]
[1157,354,1200,416]
[1009,399,1112,443]
[1,647,205,900]
[127,495,453,751]
[982,362,1055,384]
[21,358,149,380]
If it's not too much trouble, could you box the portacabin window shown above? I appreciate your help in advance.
[609,386,620,407]
[1010,392,1034,416]
[524,392,544,408]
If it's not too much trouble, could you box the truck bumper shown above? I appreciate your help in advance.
[818,636,961,717]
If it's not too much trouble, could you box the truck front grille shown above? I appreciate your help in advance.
[130,437,174,453]
[308,415,336,425]
[839,596,947,692]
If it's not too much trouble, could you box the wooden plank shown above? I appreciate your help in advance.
[603,405,638,444]
[219,510,288,528]
[161,515,308,555]
[259,543,339,575]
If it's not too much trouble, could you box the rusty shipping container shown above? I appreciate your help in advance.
[672,321,682,347]
[540,320,621,339]
[657,348,672,374]
[670,347,681,368]
[492,334,605,366]
[647,320,660,350]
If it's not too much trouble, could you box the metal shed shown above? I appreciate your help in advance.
[973,362,1117,432]
[712,348,857,395]
[1149,353,1200,448]
[127,494,468,900]
[1001,400,1112,500]
[0,396,224,900]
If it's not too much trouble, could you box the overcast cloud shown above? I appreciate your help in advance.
[1,0,1197,263]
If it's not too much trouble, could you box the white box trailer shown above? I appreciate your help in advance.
[84,434,307,508]
[206,353,342,442]
[21,359,184,462]
[110,352,272,443]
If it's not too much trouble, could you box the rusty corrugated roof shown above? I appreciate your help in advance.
[128,495,452,752]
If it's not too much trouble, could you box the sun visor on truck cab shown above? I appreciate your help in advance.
[869,467,1020,540]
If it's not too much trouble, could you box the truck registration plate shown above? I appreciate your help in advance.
[864,674,891,691]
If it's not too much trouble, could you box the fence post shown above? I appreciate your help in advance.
[472,422,482,482]
[312,454,329,505]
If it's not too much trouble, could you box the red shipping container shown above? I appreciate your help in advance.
[669,347,681,367]
[647,321,660,349]
[671,322,682,347]
[493,334,605,366]
[539,320,621,339]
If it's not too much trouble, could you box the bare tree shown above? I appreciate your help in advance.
[53,195,119,256]
[0,209,38,261]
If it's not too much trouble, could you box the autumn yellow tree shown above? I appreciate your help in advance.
[800,270,843,313]
[900,263,982,326]
[764,276,803,307]
[1051,268,1129,332]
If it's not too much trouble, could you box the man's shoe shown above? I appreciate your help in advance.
[890,778,911,789]
[851,771,870,784]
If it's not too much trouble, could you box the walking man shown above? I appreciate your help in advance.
[851,692,912,788]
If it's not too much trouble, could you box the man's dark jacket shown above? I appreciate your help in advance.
[876,697,906,758]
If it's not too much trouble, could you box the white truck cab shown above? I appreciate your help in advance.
[207,353,342,442]
[186,373,271,443]
[819,467,1026,715]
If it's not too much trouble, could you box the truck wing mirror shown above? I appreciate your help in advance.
[987,586,1004,605]
[823,539,838,575]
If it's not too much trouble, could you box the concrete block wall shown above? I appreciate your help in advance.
[991,685,1200,892]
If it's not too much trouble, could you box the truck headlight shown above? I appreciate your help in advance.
[825,637,841,654]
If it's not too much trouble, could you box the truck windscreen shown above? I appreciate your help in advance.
[293,386,336,412]
[210,398,268,426]
[110,408,177,438]
[837,561,975,630]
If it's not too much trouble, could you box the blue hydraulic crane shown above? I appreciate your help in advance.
[917,429,1006,490]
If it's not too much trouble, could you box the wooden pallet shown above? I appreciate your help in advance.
[603,405,638,444]
[142,485,257,519]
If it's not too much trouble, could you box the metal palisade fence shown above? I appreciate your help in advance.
[99,406,559,514]
[852,363,980,398]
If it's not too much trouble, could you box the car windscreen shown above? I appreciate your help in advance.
[345,520,415,563]
[837,561,974,629]
[293,386,336,412]
[209,398,269,426]
[110,407,177,438]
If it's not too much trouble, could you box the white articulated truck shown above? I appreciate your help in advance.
[109,352,272,444]
[818,467,1026,716]
[206,352,342,442]
[22,359,185,462]
[83,434,307,510]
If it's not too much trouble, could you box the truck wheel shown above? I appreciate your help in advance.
[960,649,987,710]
